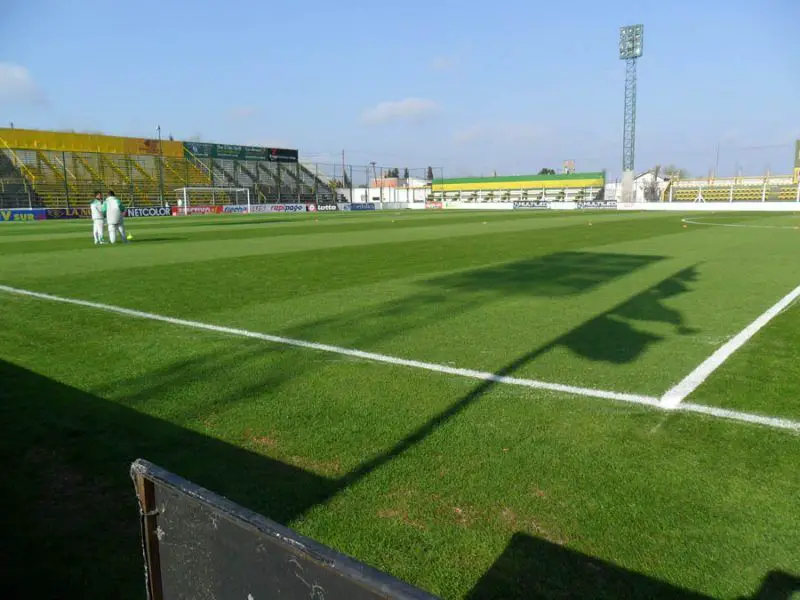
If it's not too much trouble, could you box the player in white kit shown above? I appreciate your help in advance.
[90,191,105,244]
[102,190,128,244]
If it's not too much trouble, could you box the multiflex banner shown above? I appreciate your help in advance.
[513,201,550,210]
[577,201,617,209]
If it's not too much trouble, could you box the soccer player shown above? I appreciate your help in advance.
[90,191,105,245]
[102,190,128,244]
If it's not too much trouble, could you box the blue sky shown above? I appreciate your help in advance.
[1,0,799,178]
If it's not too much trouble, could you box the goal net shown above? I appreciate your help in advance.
[173,187,251,215]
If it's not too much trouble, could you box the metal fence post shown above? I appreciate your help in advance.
[62,151,70,209]
[296,162,301,203]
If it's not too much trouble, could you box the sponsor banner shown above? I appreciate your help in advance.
[171,205,224,216]
[513,201,550,210]
[248,203,306,214]
[126,206,172,217]
[46,207,92,220]
[337,203,351,211]
[577,201,617,209]
[317,204,338,212]
[306,203,318,212]
[350,202,377,211]
[222,205,249,214]
[184,142,298,163]
[0,208,47,222]
[425,201,443,210]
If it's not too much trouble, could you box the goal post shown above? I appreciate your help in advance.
[173,187,251,214]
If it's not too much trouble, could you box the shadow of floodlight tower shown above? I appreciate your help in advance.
[619,24,643,204]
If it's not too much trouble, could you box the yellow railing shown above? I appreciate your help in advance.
[0,136,37,183]
[74,153,102,182]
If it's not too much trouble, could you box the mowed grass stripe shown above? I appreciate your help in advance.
[2,291,799,600]
[3,212,681,282]
[3,283,800,434]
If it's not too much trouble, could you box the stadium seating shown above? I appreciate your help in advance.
[0,128,337,208]
[429,172,606,204]
[667,176,798,202]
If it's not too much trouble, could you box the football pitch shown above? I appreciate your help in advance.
[1,209,799,598]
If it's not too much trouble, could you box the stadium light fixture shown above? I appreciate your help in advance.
[619,24,643,60]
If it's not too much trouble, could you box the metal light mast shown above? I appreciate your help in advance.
[619,24,643,203]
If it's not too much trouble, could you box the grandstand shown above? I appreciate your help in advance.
[664,174,799,202]
[428,172,606,203]
[0,128,338,209]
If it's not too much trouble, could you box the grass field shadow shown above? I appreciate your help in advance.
[468,532,714,600]
[426,251,665,297]
[0,359,338,599]
[559,265,700,363]
[740,571,800,600]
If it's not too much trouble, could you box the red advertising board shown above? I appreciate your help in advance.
[171,205,224,216]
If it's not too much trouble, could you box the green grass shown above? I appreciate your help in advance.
[1,210,799,599]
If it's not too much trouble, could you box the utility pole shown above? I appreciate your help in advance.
[157,125,165,206]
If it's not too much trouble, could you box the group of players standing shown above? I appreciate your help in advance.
[89,191,129,245]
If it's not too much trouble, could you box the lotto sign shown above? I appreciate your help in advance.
[317,204,338,212]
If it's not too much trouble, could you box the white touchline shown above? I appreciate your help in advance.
[1,285,799,434]
[660,282,800,408]
[0,285,659,407]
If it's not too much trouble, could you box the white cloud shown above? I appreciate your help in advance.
[454,122,541,145]
[361,98,439,125]
[0,62,47,106]
[230,106,257,120]
[430,55,456,71]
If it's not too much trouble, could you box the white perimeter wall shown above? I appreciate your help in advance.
[617,201,800,212]
[362,201,800,212]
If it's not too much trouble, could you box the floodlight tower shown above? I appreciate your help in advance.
[619,24,643,203]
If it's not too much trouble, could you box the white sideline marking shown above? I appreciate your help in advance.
[680,403,800,433]
[1,284,799,434]
[0,285,658,407]
[660,283,800,408]
[681,217,800,230]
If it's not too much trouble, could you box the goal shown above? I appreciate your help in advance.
[173,187,251,215]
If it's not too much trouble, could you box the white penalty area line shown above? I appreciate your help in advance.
[1,285,799,434]
[660,282,800,410]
